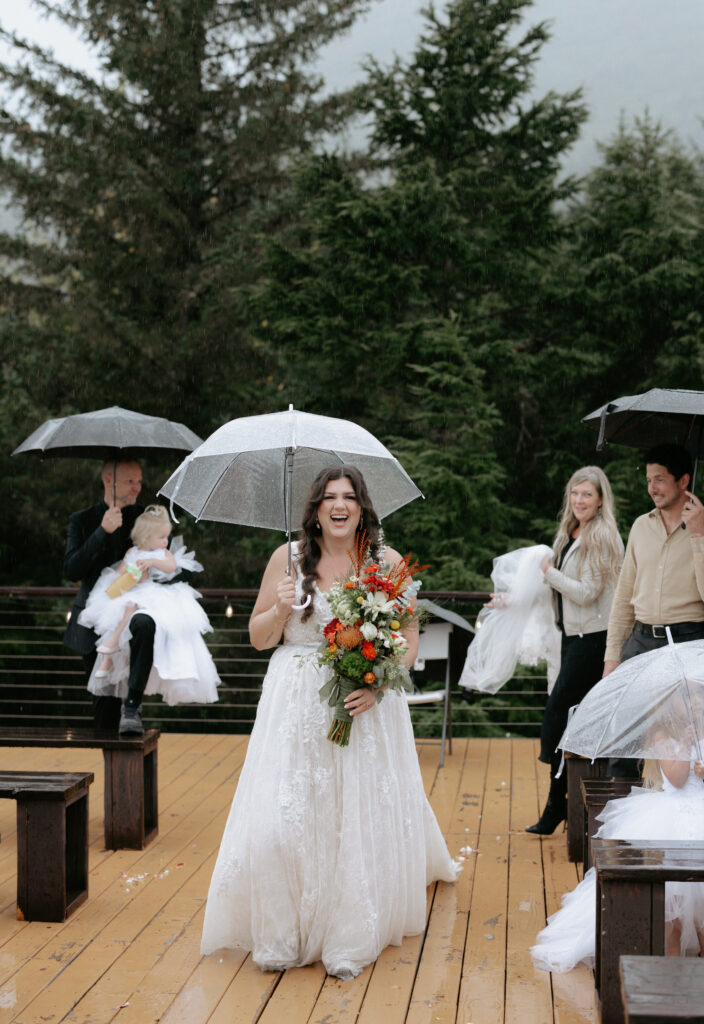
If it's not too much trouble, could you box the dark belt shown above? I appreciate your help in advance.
[634,620,704,640]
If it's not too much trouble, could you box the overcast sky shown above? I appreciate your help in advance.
[2,0,703,179]
[315,0,704,174]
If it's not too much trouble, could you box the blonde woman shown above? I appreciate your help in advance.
[527,467,624,834]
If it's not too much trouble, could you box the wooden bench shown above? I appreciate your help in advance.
[592,839,704,1024]
[0,770,93,921]
[620,955,704,1023]
[0,728,159,850]
[565,752,610,862]
[580,777,642,871]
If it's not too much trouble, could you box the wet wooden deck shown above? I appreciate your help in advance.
[0,735,596,1024]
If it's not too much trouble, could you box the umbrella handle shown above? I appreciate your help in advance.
[291,594,312,611]
[596,402,617,451]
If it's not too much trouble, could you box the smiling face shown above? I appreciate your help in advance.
[570,479,602,524]
[646,462,688,511]
[103,460,143,509]
[317,476,361,542]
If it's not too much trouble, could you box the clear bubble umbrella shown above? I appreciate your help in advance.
[159,405,423,606]
[557,637,704,764]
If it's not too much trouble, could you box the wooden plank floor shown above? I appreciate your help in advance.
[0,736,597,1024]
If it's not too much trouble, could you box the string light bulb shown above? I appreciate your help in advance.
[225,603,234,618]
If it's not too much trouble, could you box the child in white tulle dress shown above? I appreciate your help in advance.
[531,745,704,971]
[79,504,220,706]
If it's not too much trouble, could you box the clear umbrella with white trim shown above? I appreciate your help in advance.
[557,636,704,765]
[159,404,423,608]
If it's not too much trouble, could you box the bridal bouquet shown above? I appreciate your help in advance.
[317,534,427,746]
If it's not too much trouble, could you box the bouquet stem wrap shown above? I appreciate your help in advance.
[319,676,375,747]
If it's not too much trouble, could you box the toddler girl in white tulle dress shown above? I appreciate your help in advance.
[531,744,704,972]
[79,504,220,706]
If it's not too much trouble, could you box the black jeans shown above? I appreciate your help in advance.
[607,622,704,776]
[540,629,608,768]
[86,613,156,729]
[125,613,156,705]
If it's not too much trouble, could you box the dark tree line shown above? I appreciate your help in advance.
[2,0,703,588]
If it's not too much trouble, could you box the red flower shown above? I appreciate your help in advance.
[363,572,395,595]
[361,641,377,661]
[323,617,341,638]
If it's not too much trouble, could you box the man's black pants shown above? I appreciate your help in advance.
[89,613,155,731]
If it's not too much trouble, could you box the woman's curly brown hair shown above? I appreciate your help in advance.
[298,466,381,621]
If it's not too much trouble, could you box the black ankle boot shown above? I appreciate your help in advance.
[526,774,567,835]
[525,798,566,835]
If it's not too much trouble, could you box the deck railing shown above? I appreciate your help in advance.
[0,586,548,736]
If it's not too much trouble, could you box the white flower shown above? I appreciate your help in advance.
[360,622,378,640]
[362,591,397,618]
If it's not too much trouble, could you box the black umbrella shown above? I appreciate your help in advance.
[583,388,704,490]
[13,405,202,502]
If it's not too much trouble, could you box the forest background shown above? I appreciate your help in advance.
[1,0,703,592]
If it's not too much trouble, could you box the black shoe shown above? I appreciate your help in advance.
[525,800,566,835]
[119,704,144,737]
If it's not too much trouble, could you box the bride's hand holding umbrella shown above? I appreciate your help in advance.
[249,546,299,650]
[274,574,296,623]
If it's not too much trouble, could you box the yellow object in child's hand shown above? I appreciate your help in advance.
[106,562,143,599]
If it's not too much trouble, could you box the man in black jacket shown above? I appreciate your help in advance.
[63,460,149,732]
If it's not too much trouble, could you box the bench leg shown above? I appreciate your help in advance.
[103,746,158,850]
[597,877,665,1024]
[567,757,607,863]
[585,803,606,873]
[16,792,89,922]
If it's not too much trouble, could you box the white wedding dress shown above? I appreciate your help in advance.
[201,544,457,978]
[531,761,704,971]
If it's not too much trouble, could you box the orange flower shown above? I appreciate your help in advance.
[361,641,377,660]
[328,642,338,653]
[344,581,356,589]
[337,624,363,649]
[364,672,376,684]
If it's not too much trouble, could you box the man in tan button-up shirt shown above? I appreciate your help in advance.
[605,444,704,672]
[603,444,704,773]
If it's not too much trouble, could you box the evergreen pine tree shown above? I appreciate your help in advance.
[0,0,371,581]
[534,114,704,527]
[256,0,587,583]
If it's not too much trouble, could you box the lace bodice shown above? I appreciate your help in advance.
[283,544,331,646]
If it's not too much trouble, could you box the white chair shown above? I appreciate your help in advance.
[407,621,453,767]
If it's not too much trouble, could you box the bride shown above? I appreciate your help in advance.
[200,465,457,979]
